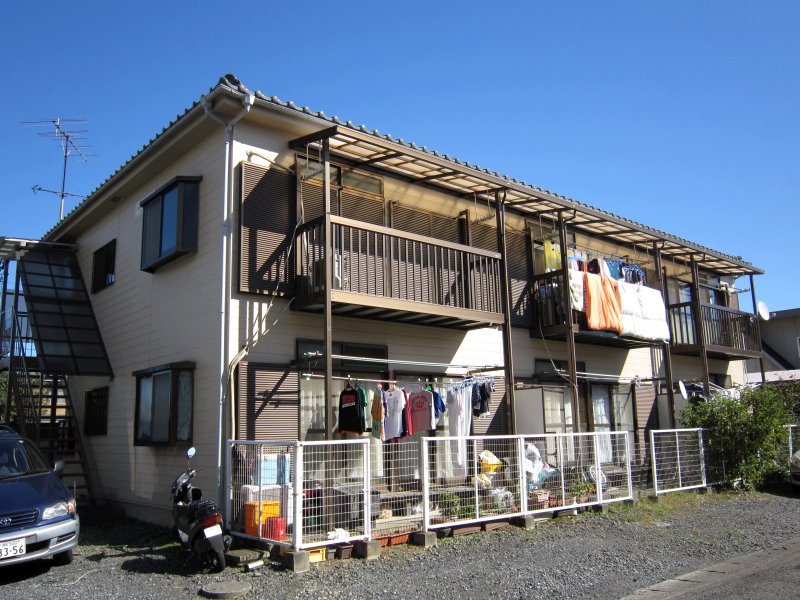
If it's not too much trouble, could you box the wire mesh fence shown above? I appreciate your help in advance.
[521,432,632,513]
[226,429,727,545]
[369,437,425,540]
[422,435,523,529]
[226,439,370,549]
[783,424,799,463]
[650,428,707,494]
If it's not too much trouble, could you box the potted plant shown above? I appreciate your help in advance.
[568,481,594,504]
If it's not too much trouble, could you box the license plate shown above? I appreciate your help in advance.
[204,524,222,539]
[0,538,26,558]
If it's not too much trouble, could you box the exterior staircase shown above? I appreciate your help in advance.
[2,244,112,506]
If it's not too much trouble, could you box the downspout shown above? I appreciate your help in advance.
[202,91,254,509]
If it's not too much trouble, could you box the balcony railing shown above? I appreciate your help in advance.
[668,301,761,357]
[295,215,503,325]
[532,271,567,329]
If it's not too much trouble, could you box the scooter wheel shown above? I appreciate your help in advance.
[206,546,226,573]
[194,538,226,573]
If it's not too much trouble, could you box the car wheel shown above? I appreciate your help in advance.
[53,549,74,566]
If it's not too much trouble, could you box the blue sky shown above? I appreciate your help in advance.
[1,1,797,311]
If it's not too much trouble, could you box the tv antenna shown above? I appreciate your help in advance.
[24,118,92,222]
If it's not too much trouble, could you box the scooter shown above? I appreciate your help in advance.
[171,447,231,572]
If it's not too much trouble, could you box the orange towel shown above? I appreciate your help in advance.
[584,272,623,333]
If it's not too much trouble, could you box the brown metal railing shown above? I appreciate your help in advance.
[296,216,502,313]
[668,301,696,346]
[531,271,566,328]
[668,301,760,352]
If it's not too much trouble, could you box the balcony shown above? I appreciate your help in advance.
[530,271,659,349]
[668,302,761,360]
[293,215,504,329]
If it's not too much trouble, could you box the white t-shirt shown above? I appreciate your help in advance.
[384,389,406,440]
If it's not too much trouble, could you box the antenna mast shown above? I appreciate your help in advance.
[24,118,91,221]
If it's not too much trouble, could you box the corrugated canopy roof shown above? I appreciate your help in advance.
[287,124,760,276]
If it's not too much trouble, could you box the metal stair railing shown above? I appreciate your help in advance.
[8,311,39,438]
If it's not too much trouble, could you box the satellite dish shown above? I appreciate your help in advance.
[678,380,688,400]
[757,300,770,321]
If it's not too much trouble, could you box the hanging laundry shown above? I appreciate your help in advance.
[605,258,624,280]
[471,380,493,417]
[432,389,445,428]
[568,269,584,311]
[408,389,434,434]
[622,264,646,285]
[384,387,406,440]
[584,272,623,333]
[358,385,370,433]
[446,386,468,477]
[544,241,561,271]
[371,387,386,441]
[617,280,670,342]
[401,389,413,438]
[337,384,364,435]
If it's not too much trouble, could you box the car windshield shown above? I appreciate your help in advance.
[0,438,50,478]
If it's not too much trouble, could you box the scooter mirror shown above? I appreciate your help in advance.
[186,447,196,460]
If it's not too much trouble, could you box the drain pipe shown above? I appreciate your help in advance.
[202,91,254,509]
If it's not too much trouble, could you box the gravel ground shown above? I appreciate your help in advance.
[2,489,799,600]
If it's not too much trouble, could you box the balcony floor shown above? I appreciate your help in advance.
[670,343,762,361]
[293,290,504,330]
[531,323,661,350]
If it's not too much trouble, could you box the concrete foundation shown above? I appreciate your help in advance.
[354,540,382,560]
[282,550,310,573]
[411,531,437,548]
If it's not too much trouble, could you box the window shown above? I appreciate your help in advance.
[140,177,201,272]
[84,387,109,436]
[91,240,116,293]
[134,362,194,445]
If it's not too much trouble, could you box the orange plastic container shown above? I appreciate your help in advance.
[244,500,280,536]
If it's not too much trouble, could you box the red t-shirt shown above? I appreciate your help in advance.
[408,390,434,434]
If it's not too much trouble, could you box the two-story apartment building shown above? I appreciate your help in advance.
[0,75,765,524]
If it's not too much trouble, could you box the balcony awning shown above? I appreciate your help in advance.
[289,126,761,277]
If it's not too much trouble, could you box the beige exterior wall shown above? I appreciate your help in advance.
[65,129,225,523]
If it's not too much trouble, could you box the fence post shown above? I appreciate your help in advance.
[473,439,480,519]
[559,435,566,505]
[789,425,794,463]
[625,432,633,501]
[224,441,232,530]
[293,443,303,550]
[675,430,683,489]
[594,432,604,504]
[650,429,659,495]
[518,436,528,514]
[363,439,371,541]
[422,437,431,531]
[698,428,707,487]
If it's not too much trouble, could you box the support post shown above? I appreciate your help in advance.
[321,139,335,536]
[749,274,766,386]
[690,258,710,396]
[557,212,580,431]
[323,138,334,440]
[1,258,9,423]
[7,263,22,432]
[654,245,675,427]
[494,190,517,433]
